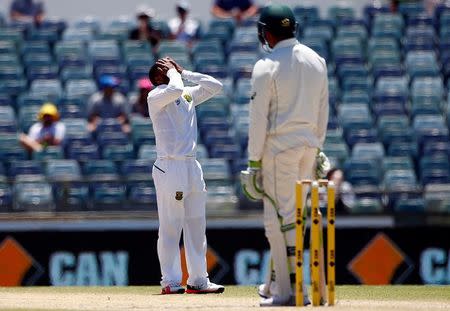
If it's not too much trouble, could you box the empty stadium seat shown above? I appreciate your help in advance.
[405,51,440,78]
[67,143,100,161]
[394,198,425,213]
[13,182,54,211]
[344,157,381,186]
[338,104,373,131]
[350,198,383,214]
[33,146,64,161]
[128,185,157,209]
[206,185,238,213]
[46,160,82,182]
[352,142,385,161]
[199,158,232,186]
[382,156,414,172]
[92,183,126,210]
[138,144,157,161]
[83,160,118,182]
[102,144,134,161]
[121,159,152,182]
[0,134,27,162]
[8,161,43,178]
[0,182,12,211]
[372,13,404,39]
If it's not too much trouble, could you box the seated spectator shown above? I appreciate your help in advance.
[129,5,162,50]
[211,0,258,23]
[20,103,65,153]
[10,0,45,26]
[169,0,200,45]
[390,0,423,13]
[131,78,153,118]
[326,168,356,214]
[87,75,130,133]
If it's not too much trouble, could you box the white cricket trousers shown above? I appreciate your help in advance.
[152,157,208,287]
[262,145,317,300]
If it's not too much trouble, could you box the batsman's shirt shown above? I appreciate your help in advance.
[248,38,329,161]
[148,69,222,159]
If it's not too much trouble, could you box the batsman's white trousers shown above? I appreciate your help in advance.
[152,157,208,287]
[262,145,317,300]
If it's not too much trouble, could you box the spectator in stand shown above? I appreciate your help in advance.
[424,0,444,16]
[169,0,200,46]
[87,75,130,133]
[129,5,162,51]
[20,103,65,153]
[131,78,153,117]
[389,0,429,13]
[211,0,258,23]
[10,0,45,26]
[326,168,356,214]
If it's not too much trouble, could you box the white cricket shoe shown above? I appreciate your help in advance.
[258,283,270,299]
[161,283,185,294]
[186,281,225,294]
[260,295,294,307]
[260,295,311,307]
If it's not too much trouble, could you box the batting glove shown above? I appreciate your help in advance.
[240,160,264,201]
[316,150,331,179]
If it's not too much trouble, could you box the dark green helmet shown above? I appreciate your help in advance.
[258,4,296,45]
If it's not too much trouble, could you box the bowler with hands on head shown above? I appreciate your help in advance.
[147,57,225,295]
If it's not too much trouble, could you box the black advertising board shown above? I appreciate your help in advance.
[0,227,449,286]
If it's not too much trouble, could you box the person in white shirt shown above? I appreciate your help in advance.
[168,0,200,45]
[242,4,329,307]
[20,103,66,153]
[147,57,224,295]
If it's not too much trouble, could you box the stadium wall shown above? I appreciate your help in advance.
[1,223,450,286]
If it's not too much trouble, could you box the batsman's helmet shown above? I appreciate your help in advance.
[257,4,297,46]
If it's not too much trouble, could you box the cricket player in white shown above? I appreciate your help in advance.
[147,57,225,295]
[242,4,329,306]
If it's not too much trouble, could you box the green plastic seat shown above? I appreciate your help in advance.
[138,144,157,160]
[350,198,383,214]
[323,142,349,166]
[382,156,414,172]
[158,41,187,55]
[325,129,344,144]
[132,128,156,148]
[83,160,118,182]
[206,185,238,214]
[32,146,64,161]
[336,25,367,41]
[102,144,134,161]
[199,158,232,187]
[394,198,425,213]
[328,6,355,23]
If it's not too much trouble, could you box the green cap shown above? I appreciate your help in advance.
[258,4,296,37]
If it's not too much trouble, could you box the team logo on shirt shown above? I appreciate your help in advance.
[176,99,181,106]
[175,191,183,201]
[183,93,192,103]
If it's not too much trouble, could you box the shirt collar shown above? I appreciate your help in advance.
[273,38,298,51]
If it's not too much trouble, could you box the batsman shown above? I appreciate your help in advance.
[241,4,329,306]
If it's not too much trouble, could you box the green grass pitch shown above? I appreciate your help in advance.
[0,285,449,310]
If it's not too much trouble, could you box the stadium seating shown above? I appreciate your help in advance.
[0,3,448,213]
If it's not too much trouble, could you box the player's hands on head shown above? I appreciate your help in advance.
[165,57,184,74]
[156,58,175,76]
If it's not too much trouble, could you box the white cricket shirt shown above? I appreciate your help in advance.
[248,38,329,161]
[148,68,222,158]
